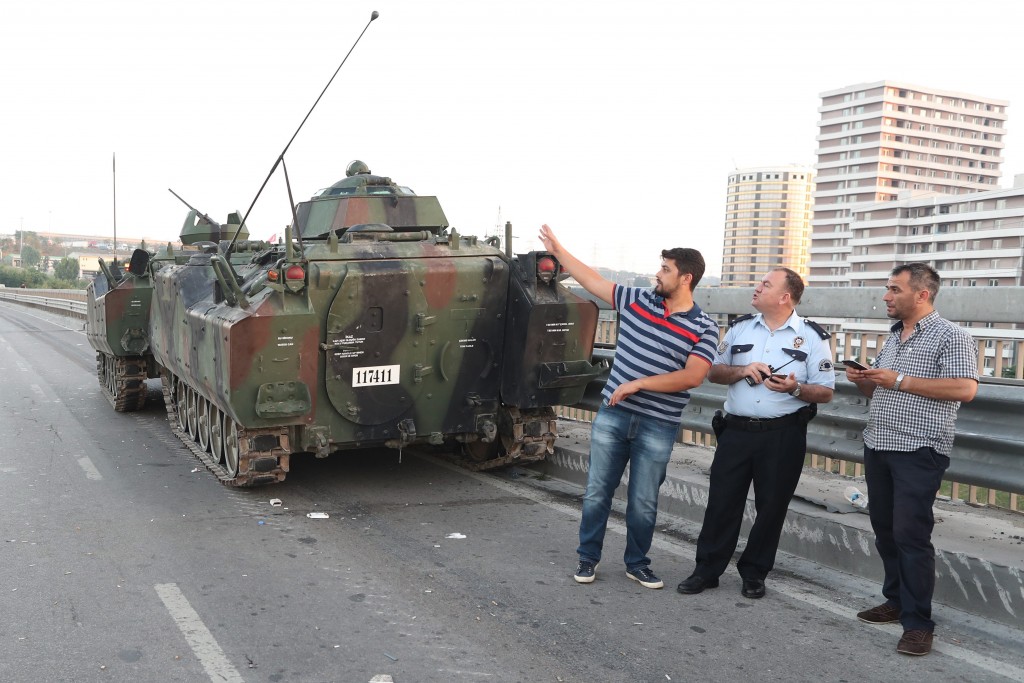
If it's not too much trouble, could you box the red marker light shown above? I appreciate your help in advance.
[267,270,279,282]
[285,265,305,281]
[537,256,557,284]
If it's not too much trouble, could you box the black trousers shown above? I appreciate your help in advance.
[693,421,807,581]
[863,445,949,632]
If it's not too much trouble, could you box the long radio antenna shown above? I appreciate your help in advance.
[228,10,380,251]
[112,153,118,264]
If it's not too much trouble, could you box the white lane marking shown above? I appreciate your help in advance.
[773,585,1024,680]
[154,583,245,683]
[422,454,1024,682]
[76,457,103,481]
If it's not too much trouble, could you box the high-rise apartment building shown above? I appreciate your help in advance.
[844,176,1024,289]
[810,81,1008,286]
[722,166,814,288]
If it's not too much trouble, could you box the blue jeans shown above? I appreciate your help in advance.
[864,445,949,632]
[577,405,678,571]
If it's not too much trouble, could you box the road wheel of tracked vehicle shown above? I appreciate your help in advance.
[186,387,198,441]
[175,379,188,432]
[105,355,118,400]
[223,417,240,477]
[210,407,225,465]
[197,397,211,452]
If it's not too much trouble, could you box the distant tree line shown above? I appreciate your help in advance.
[0,260,86,289]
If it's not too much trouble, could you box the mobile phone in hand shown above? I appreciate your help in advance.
[842,359,868,370]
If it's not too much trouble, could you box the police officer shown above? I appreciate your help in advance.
[677,267,835,599]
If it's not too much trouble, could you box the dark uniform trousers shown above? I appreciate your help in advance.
[693,418,808,581]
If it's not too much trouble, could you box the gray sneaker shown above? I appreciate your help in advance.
[574,560,597,584]
[626,567,664,589]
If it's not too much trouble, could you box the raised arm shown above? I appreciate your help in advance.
[538,224,615,306]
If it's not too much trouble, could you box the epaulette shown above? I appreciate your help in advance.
[729,313,755,325]
[804,318,831,340]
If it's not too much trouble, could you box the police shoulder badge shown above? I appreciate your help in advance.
[819,359,834,372]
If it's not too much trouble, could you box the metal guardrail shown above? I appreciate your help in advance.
[0,291,88,318]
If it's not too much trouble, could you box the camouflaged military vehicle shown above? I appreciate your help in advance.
[86,210,252,412]
[97,162,601,486]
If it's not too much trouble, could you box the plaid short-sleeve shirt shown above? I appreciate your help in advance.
[863,311,978,455]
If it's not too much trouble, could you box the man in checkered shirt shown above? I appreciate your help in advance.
[845,263,978,657]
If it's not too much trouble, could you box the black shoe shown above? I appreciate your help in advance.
[741,578,766,599]
[676,574,719,594]
[573,560,597,584]
[626,567,664,589]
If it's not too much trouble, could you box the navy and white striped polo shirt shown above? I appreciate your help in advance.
[602,286,719,423]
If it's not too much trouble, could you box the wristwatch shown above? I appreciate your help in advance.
[790,383,802,398]
[893,373,905,392]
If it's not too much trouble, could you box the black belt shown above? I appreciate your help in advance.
[723,410,803,432]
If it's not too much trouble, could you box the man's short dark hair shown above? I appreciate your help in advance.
[773,267,805,305]
[892,262,940,303]
[661,248,705,291]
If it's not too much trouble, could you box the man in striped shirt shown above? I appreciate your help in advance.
[846,263,978,657]
[539,224,719,589]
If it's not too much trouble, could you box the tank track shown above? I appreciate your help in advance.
[461,406,556,471]
[159,372,290,487]
[97,352,148,413]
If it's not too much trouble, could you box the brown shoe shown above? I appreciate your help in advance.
[897,629,933,656]
[857,603,900,624]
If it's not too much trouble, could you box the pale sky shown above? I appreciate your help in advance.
[3,0,1023,278]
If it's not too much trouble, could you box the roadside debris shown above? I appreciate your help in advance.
[844,486,869,509]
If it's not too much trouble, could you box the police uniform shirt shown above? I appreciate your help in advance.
[715,310,835,419]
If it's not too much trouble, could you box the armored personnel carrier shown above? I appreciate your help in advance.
[92,162,601,485]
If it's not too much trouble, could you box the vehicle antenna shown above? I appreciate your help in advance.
[112,153,117,264]
[167,188,222,228]
[228,10,380,252]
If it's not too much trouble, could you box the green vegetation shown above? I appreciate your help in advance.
[53,257,80,282]
[20,245,41,268]
[0,264,89,289]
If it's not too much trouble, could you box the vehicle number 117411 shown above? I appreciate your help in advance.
[352,365,400,387]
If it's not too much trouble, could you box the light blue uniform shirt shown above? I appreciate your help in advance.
[715,310,835,419]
